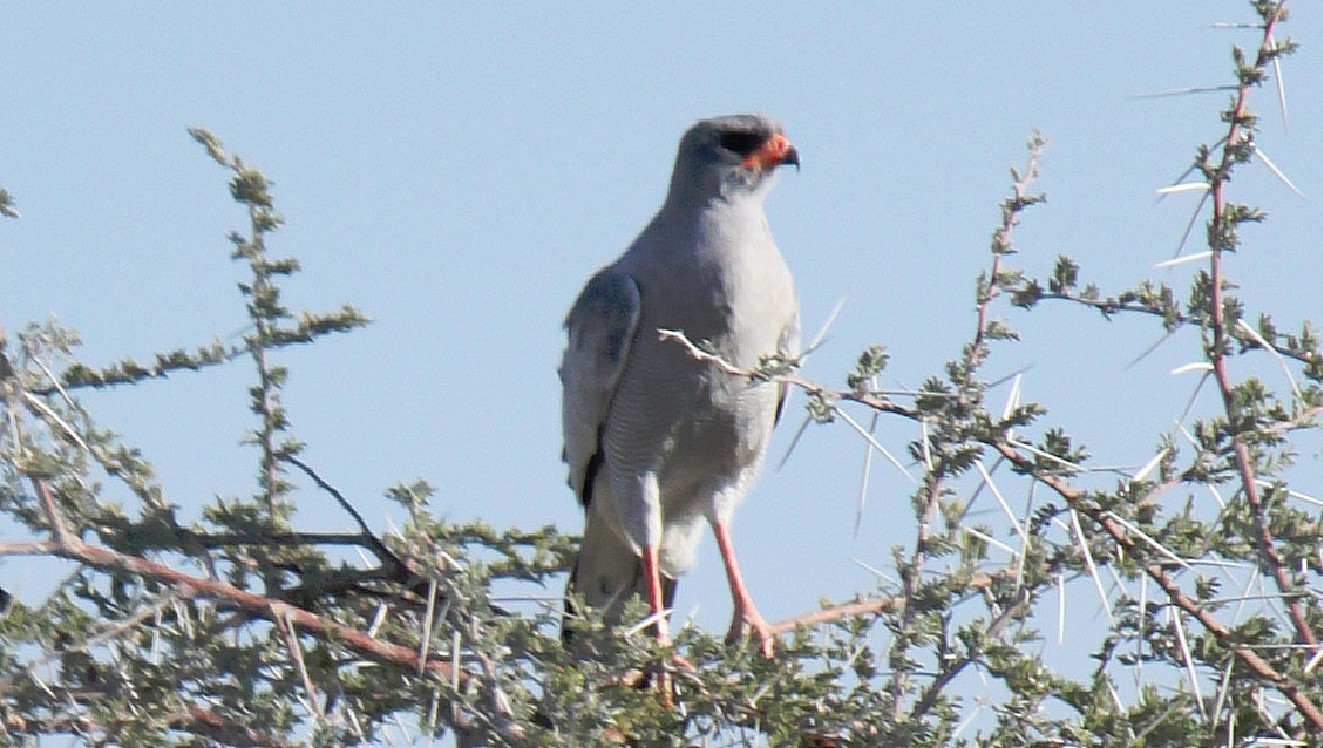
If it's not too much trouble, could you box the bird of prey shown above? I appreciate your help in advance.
[560,113,800,657]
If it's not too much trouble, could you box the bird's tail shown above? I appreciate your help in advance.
[563,508,676,645]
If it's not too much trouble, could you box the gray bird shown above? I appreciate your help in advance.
[560,114,800,657]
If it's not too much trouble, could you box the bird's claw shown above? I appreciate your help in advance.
[726,611,776,658]
[623,654,694,708]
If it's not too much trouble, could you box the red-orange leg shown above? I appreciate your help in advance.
[640,544,674,705]
[713,521,775,658]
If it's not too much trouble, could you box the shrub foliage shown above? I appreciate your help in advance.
[2,3,1321,746]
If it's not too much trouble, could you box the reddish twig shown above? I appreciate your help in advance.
[889,466,944,720]
[180,705,290,748]
[17,481,535,742]
[1205,2,1314,651]
[34,478,73,546]
[769,572,1007,636]
[785,367,1323,727]
[28,481,458,683]
[910,581,1030,722]
[986,439,1323,731]
[2,705,290,747]
[770,595,900,635]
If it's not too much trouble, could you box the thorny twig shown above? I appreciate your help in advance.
[1204,2,1315,652]
[651,338,1323,730]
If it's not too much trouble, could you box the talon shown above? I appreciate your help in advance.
[651,654,694,707]
[713,521,778,657]
[726,610,777,658]
[656,669,673,708]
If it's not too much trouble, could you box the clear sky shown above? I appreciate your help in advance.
[4,1,1322,698]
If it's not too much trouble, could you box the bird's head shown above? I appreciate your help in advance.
[666,113,800,205]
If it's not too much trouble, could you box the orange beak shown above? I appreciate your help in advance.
[741,133,801,172]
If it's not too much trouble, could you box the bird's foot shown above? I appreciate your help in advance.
[623,655,692,708]
[654,668,674,707]
[644,655,693,707]
[658,653,698,707]
[725,608,776,658]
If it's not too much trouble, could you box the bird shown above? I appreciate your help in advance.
[559,113,801,658]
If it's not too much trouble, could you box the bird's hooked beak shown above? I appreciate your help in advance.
[741,133,801,172]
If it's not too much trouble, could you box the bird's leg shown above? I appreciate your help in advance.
[639,544,676,704]
[640,544,670,645]
[712,521,775,658]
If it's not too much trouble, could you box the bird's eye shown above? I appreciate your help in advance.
[719,131,764,156]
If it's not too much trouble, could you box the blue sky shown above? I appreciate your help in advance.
[4,1,1322,701]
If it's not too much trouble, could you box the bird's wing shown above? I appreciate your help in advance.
[560,270,642,504]
[773,307,802,425]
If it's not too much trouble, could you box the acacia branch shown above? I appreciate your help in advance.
[34,477,73,546]
[1013,284,1323,375]
[769,368,1323,729]
[1204,1,1315,651]
[658,100,1323,725]
[282,454,414,578]
[768,368,1323,729]
[890,136,1042,723]
[12,485,540,743]
[889,467,943,720]
[657,332,1323,728]
[172,529,395,549]
[3,704,289,748]
[24,481,460,685]
[769,572,1009,636]
[769,596,900,635]
[910,582,1030,722]
[986,437,1323,730]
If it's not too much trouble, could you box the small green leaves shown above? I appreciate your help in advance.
[4,8,1319,743]
[1036,428,1088,470]
[846,344,889,392]
[1050,255,1079,294]
[1010,278,1044,308]
[755,350,798,380]
[385,479,435,510]
[188,126,228,166]
[0,186,19,219]
[982,319,1018,341]
[183,128,377,510]
[1206,201,1266,253]
[59,341,240,390]
[806,390,836,423]
[230,168,273,208]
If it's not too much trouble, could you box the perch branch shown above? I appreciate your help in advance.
[1204,2,1314,651]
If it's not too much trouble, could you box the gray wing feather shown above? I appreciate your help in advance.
[773,309,802,425]
[560,271,641,501]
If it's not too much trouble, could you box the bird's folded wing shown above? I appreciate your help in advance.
[773,314,801,425]
[559,271,641,502]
